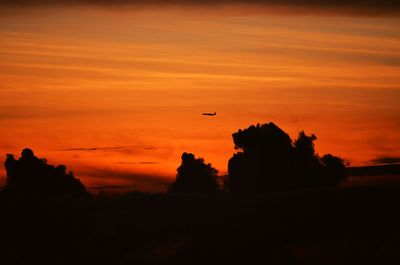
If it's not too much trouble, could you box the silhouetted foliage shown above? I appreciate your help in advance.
[321,154,347,185]
[3,148,88,196]
[226,122,347,193]
[168,152,219,194]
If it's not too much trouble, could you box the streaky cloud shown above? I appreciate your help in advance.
[368,156,400,165]
[77,165,171,192]
[58,146,155,152]
[115,161,159,165]
[87,185,130,190]
[0,0,399,16]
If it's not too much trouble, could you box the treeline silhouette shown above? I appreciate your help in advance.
[169,122,346,194]
[1,122,346,197]
[0,122,399,265]
[226,123,346,193]
[168,152,219,194]
[3,148,88,196]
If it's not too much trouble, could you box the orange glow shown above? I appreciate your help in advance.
[1,6,399,191]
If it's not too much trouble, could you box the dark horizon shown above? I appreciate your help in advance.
[2,121,400,194]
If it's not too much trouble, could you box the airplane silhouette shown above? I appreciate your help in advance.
[202,112,216,116]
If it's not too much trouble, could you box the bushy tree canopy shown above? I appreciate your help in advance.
[3,148,88,196]
[168,152,219,194]
[226,123,347,193]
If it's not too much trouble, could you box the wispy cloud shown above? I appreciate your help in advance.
[115,161,159,165]
[58,146,155,152]
[87,185,129,190]
[368,156,400,165]
[76,165,171,193]
[0,0,399,15]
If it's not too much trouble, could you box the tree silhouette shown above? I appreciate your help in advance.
[226,122,347,193]
[226,123,294,193]
[3,148,88,196]
[292,131,324,187]
[168,152,219,194]
[321,154,347,185]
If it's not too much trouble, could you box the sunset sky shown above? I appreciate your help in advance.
[1,1,399,192]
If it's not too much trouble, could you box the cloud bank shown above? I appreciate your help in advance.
[1,0,399,15]
[58,146,155,152]
[115,161,159,165]
[78,165,171,193]
[368,156,400,165]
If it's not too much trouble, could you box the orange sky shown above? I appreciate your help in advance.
[1,5,399,192]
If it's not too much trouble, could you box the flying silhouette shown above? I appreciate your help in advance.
[202,112,216,116]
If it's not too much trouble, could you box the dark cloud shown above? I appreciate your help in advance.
[77,165,171,193]
[0,106,137,120]
[368,156,400,165]
[115,161,159,165]
[58,146,155,152]
[0,0,399,15]
[88,185,127,189]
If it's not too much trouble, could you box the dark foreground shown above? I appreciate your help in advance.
[0,186,399,265]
